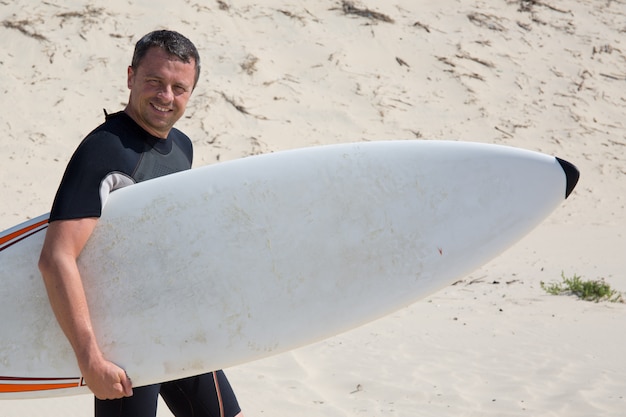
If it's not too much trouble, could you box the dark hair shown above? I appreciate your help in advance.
[131,30,201,88]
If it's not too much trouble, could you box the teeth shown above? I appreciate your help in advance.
[153,104,170,112]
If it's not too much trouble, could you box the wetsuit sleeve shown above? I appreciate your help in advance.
[49,131,139,222]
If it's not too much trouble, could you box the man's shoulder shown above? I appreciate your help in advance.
[169,127,194,155]
[169,126,192,142]
[77,112,144,155]
[90,111,140,137]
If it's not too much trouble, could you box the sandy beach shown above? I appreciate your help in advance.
[1,0,625,415]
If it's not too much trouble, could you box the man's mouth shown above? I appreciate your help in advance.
[152,103,171,113]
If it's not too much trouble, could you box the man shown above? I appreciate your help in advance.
[38,30,243,417]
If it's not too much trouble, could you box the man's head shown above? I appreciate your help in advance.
[131,30,201,89]
[125,30,200,139]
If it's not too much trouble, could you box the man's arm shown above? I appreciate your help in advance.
[38,218,133,400]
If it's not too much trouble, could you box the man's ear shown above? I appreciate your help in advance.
[127,66,135,89]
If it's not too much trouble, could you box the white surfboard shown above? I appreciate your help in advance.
[0,140,578,398]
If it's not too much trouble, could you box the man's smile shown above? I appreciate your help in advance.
[151,103,172,113]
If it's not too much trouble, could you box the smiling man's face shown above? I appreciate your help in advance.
[125,47,197,139]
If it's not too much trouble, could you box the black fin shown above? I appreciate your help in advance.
[556,157,580,199]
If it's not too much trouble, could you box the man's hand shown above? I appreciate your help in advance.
[81,355,133,400]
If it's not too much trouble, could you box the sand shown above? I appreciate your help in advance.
[1,0,625,415]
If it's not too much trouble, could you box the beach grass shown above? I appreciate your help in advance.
[541,272,624,303]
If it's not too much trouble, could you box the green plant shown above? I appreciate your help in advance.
[540,272,624,303]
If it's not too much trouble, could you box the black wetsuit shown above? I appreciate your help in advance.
[50,111,193,221]
[50,111,241,417]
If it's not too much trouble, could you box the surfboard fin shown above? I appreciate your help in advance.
[556,157,580,199]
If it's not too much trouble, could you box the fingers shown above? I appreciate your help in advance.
[106,366,133,399]
[85,361,134,400]
[120,370,134,397]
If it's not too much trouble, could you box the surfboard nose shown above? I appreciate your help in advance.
[556,157,580,199]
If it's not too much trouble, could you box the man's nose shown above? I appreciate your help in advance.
[157,85,173,101]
